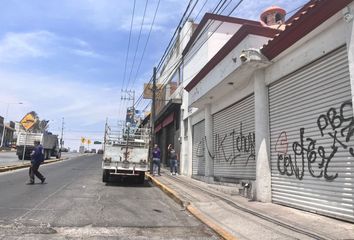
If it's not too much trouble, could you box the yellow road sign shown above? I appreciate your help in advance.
[20,113,36,130]
[87,139,91,145]
[81,137,86,144]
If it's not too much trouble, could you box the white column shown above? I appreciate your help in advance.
[204,103,214,178]
[344,5,354,116]
[187,117,193,176]
[254,69,271,202]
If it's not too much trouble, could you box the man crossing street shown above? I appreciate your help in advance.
[27,140,46,184]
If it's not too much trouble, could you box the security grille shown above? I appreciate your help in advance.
[269,46,354,222]
[212,95,256,180]
[192,120,205,176]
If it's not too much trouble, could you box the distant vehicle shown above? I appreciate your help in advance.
[61,147,69,152]
[91,149,96,153]
[102,121,150,184]
[97,149,104,154]
[84,150,90,153]
[79,146,85,154]
[16,130,60,160]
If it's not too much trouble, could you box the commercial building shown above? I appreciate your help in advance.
[150,0,354,222]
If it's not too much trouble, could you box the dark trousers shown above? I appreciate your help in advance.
[29,162,44,183]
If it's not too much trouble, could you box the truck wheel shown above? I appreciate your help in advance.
[102,170,110,183]
[138,172,145,184]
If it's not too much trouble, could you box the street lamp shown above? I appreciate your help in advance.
[0,102,23,148]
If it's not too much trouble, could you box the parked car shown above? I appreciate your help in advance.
[97,149,104,154]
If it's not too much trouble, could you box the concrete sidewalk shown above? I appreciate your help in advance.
[147,170,354,240]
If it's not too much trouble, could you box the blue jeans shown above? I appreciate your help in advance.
[153,158,160,175]
[170,159,178,174]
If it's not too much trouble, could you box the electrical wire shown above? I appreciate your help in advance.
[126,0,150,90]
[133,0,215,110]
[118,0,137,120]
[133,0,245,115]
[130,0,161,89]
[122,0,136,90]
[155,0,195,72]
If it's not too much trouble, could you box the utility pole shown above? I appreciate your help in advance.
[121,89,135,123]
[60,117,64,151]
[150,67,157,173]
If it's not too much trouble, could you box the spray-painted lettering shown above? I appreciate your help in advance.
[277,100,354,181]
[195,123,255,166]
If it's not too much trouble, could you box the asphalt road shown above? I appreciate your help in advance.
[0,151,79,164]
[0,151,21,163]
[0,154,218,239]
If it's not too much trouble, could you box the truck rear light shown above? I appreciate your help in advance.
[104,157,111,162]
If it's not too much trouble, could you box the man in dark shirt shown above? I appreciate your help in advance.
[168,144,178,175]
[152,144,161,176]
[27,140,46,184]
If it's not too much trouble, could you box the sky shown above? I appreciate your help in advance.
[0,0,309,151]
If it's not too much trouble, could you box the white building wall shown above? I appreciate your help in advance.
[181,2,354,213]
[207,22,241,57]
[264,11,346,85]
[189,35,270,106]
[180,21,195,54]
[183,21,241,86]
[180,21,243,176]
[344,3,354,116]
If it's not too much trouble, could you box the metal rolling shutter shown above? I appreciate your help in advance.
[192,120,205,176]
[269,46,354,222]
[212,95,256,179]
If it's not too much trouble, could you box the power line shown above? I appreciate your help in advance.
[134,0,306,121]
[124,0,161,117]
[133,0,210,109]
[126,0,150,90]
[155,0,195,72]
[119,0,137,120]
[152,0,244,100]
[133,0,243,115]
[131,0,161,89]
[122,0,137,90]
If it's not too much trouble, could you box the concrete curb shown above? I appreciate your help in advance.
[187,205,238,240]
[0,157,68,173]
[146,173,186,207]
[146,173,237,240]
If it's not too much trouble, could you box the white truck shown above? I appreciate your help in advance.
[102,122,150,183]
[16,130,60,160]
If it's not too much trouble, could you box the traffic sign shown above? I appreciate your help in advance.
[87,139,91,145]
[20,113,36,130]
[81,137,86,144]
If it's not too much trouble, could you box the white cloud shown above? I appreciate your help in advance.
[0,71,121,126]
[55,0,189,32]
[0,31,55,62]
[0,31,105,62]
[0,69,126,149]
